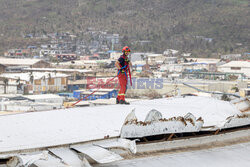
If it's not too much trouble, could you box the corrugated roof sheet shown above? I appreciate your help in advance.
[95,142,250,167]
[23,94,64,100]
[219,61,250,68]
[0,72,68,81]
[0,96,248,153]
[24,67,92,73]
[0,58,45,66]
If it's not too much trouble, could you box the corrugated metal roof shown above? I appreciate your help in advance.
[95,142,250,167]
[48,147,84,166]
[0,72,68,81]
[0,58,45,66]
[23,94,64,100]
[0,96,248,153]
[71,145,123,163]
[219,61,250,68]
[24,67,92,73]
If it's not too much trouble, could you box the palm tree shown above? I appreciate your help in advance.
[29,74,34,84]
[16,77,20,85]
[48,73,51,81]
[16,77,21,91]
[3,78,8,94]
[140,54,145,61]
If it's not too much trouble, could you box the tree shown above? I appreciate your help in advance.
[140,54,145,61]
[29,73,34,84]
[3,78,8,94]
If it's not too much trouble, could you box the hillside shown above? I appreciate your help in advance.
[0,0,249,57]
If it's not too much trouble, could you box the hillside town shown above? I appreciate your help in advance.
[0,31,249,113]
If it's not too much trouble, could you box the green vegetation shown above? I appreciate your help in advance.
[0,0,249,57]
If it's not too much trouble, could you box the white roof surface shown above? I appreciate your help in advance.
[95,142,250,167]
[185,58,220,64]
[219,61,250,68]
[0,72,68,81]
[147,54,163,57]
[0,58,45,66]
[0,96,245,153]
[23,94,64,100]
[24,67,92,73]
[163,49,179,55]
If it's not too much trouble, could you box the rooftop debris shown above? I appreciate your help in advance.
[0,96,249,163]
[121,109,204,138]
[71,145,123,164]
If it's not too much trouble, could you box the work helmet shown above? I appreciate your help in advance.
[122,46,131,53]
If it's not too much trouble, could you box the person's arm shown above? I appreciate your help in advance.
[115,60,121,70]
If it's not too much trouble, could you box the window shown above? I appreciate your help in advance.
[231,67,241,70]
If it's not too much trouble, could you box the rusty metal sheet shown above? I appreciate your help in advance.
[223,115,250,129]
[71,145,123,164]
[121,109,204,138]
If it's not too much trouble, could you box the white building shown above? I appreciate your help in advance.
[0,58,50,68]
[23,94,65,104]
[0,94,65,112]
[163,49,179,56]
[160,64,183,72]
[147,54,165,65]
[0,72,69,94]
[221,54,242,60]
[0,81,18,94]
[217,61,250,78]
[110,52,122,60]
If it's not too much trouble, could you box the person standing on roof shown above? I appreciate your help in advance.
[115,46,132,104]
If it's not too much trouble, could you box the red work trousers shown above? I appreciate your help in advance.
[117,72,127,101]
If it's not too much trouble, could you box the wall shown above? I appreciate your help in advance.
[33,77,67,93]
[218,67,250,78]
[0,84,17,94]
[0,65,5,73]
[33,61,50,68]
[126,80,245,97]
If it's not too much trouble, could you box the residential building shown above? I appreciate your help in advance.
[0,58,50,69]
[0,94,65,112]
[221,54,242,60]
[147,54,165,65]
[217,61,250,78]
[163,49,179,57]
[22,94,65,104]
[56,54,77,62]
[131,53,146,62]
[110,52,122,60]
[0,72,69,94]
[0,64,6,73]
[5,49,31,57]
[0,79,19,94]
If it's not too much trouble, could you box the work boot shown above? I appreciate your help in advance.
[119,100,130,105]
[116,98,120,104]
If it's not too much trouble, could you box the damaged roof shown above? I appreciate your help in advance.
[0,96,249,153]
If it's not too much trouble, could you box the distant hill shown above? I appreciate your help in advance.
[0,0,249,57]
